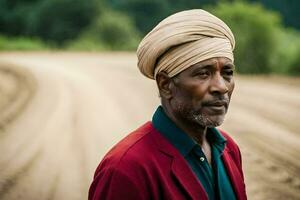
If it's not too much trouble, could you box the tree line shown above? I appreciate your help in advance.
[0,0,299,75]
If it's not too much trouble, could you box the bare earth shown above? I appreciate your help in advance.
[0,52,299,200]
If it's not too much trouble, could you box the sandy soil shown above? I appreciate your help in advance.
[0,52,299,200]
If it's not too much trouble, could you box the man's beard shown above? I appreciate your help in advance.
[190,111,225,127]
[172,99,227,128]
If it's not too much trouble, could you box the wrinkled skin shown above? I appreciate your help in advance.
[156,57,235,144]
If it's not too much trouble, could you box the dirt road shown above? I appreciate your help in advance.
[0,52,299,200]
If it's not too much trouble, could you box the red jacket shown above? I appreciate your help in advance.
[89,122,247,200]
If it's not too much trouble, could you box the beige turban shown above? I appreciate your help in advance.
[137,9,235,79]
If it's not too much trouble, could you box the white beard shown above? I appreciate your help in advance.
[191,113,225,127]
[172,99,226,128]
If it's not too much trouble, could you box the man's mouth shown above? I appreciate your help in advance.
[202,100,228,114]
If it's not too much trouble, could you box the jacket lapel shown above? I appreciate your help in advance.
[171,156,208,200]
[222,148,247,200]
[151,127,208,200]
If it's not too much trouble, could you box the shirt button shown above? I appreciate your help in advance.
[199,157,205,162]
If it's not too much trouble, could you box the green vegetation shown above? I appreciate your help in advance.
[289,47,300,75]
[207,2,281,74]
[0,0,98,45]
[107,0,219,34]
[271,29,300,75]
[26,0,98,45]
[249,0,300,30]
[66,10,140,51]
[0,35,48,51]
[0,0,299,75]
[207,1,300,75]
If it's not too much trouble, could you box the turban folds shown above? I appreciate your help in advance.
[137,9,235,79]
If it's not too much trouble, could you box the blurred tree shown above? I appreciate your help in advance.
[76,10,140,50]
[250,0,300,30]
[26,0,98,45]
[107,0,216,34]
[167,0,217,12]
[0,0,40,35]
[207,1,282,74]
[108,0,170,34]
[0,0,99,45]
[288,46,300,75]
[269,29,300,74]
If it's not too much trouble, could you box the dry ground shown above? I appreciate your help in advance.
[0,52,299,200]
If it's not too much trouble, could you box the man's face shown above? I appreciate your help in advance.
[169,57,235,127]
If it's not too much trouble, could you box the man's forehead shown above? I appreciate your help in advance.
[182,57,234,72]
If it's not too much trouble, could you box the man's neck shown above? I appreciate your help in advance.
[162,106,208,146]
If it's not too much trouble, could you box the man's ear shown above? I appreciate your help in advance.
[156,72,174,99]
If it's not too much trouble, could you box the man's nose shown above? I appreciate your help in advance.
[209,73,228,94]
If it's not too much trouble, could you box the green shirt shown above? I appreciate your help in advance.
[152,106,236,200]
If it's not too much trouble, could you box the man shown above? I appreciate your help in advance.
[89,9,247,200]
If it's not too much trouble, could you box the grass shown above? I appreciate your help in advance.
[0,35,49,51]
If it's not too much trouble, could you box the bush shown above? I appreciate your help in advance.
[207,2,282,74]
[270,29,300,74]
[108,0,171,34]
[288,47,300,75]
[77,10,141,50]
[0,35,48,51]
[65,38,107,51]
[107,0,217,35]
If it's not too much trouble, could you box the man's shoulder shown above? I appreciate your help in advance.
[89,122,164,199]
[95,122,163,174]
[218,129,239,149]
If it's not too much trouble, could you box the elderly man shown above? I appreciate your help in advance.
[89,9,247,200]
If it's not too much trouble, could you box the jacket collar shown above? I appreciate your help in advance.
[222,147,247,200]
[152,106,196,157]
[150,123,208,199]
[148,122,246,200]
[152,106,227,157]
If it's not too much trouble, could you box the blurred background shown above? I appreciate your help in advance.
[0,0,299,199]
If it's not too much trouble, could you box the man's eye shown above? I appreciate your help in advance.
[195,71,210,77]
[223,70,234,76]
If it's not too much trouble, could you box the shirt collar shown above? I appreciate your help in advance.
[152,106,227,156]
[207,127,227,153]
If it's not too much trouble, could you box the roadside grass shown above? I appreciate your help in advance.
[0,35,50,51]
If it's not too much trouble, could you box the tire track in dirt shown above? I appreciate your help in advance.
[232,78,300,134]
[0,63,36,129]
[0,148,42,199]
[228,132,300,200]
[0,58,96,199]
[0,55,143,200]
[236,77,300,108]
[0,66,73,200]
[225,82,300,200]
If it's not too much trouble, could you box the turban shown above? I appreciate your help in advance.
[137,9,235,79]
